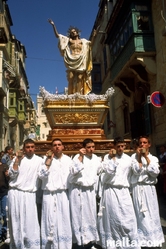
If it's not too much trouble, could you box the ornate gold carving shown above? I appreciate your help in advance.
[64,143,83,151]
[50,128,104,136]
[53,113,98,124]
[35,140,132,156]
[43,97,109,128]
[98,143,114,150]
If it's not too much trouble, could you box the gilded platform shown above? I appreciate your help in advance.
[40,87,114,129]
[34,87,132,157]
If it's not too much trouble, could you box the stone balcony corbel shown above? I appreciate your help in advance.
[134,56,156,75]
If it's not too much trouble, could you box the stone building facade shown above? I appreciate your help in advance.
[91,0,166,154]
[0,0,37,152]
[36,96,50,141]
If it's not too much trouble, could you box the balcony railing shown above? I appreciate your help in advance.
[3,59,16,77]
[110,33,155,80]
[9,106,18,119]
[18,111,26,123]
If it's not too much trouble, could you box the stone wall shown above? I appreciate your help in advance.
[151,0,166,148]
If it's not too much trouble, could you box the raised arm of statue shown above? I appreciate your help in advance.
[48,20,94,95]
[48,19,59,38]
[91,25,100,46]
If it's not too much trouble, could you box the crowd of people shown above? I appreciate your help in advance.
[0,146,13,244]
[0,136,165,249]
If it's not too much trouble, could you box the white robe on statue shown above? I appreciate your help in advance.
[131,153,165,247]
[98,153,139,249]
[8,154,42,249]
[69,154,102,246]
[58,34,92,94]
[39,154,72,249]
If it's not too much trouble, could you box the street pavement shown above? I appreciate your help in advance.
[1,196,166,249]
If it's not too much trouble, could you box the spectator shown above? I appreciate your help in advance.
[159,145,166,167]
[0,162,9,243]
[0,151,5,161]
[1,146,13,166]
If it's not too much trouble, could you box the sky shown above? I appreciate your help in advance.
[7,0,100,106]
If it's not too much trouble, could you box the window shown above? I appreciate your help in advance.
[43,122,47,128]
[109,15,134,64]
[137,15,149,31]
[19,101,24,111]
[124,27,129,43]
[133,2,151,32]
[129,18,133,35]
[41,108,45,114]
[10,98,14,106]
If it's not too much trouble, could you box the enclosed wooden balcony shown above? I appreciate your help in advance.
[18,111,26,123]
[105,1,156,97]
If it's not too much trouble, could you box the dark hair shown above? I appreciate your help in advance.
[138,135,151,144]
[51,138,63,146]
[67,26,81,38]
[83,138,94,148]
[132,138,139,147]
[113,136,124,145]
[23,139,35,148]
[160,145,166,149]
[4,146,12,153]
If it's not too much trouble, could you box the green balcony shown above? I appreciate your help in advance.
[107,1,155,81]
[110,33,155,80]
[9,106,18,119]
[18,111,26,123]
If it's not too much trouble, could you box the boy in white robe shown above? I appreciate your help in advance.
[39,138,72,249]
[8,138,42,249]
[131,136,165,248]
[69,138,102,248]
[98,137,139,249]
